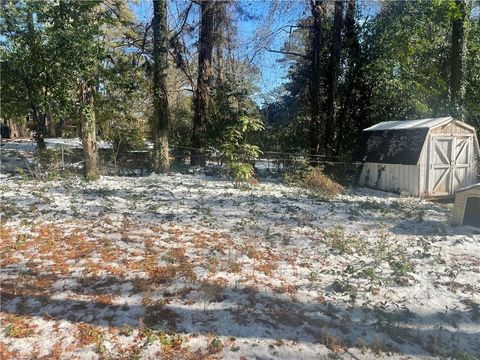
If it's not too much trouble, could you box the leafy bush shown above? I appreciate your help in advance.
[229,162,254,184]
[220,115,263,186]
[282,156,311,185]
[27,148,76,180]
[104,118,145,175]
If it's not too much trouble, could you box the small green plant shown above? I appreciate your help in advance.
[4,321,36,338]
[392,193,427,221]
[387,246,415,285]
[326,226,362,255]
[220,115,263,186]
[229,162,254,185]
[119,323,133,336]
[155,331,183,349]
[208,337,223,353]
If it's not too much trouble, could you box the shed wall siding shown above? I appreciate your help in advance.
[359,163,420,195]
[417,133,430,195]
[431,122,471,135]
[358,118,478,197]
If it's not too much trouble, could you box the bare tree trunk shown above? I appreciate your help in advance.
[325,0,344,154]
[46,113,56,137]
[5,119,29,139]
[309,0,325,157]
[450,0,471,120]
[191,0,215,166]
[152,0,170,173]
[80,82,98,179]
[30,108,47,151]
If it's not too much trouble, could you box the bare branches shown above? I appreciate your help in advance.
[264,47,307,59]
[170,0,194,40]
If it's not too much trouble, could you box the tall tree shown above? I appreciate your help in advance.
[152,0,170,173]
[325,0,344,154]
[365,1,451,124]
[464,1,480,131]
[450,0,471,120]
[1,2,53,152]
[26,9,47,151]
[191,1,216,166]
[67,1,103,179]
[309,0,325,156]
[335,0,370,155]
[79,80,98,178]
[214,1,228,84]
[49,1,129,178]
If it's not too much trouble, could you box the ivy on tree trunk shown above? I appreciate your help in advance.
[309,0,325,157]
[80,81,98,179]
[152,0,170,173]
[191,0,215,166]
[325,0,344,154]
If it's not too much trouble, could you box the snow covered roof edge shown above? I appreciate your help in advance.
[364,117,453,131]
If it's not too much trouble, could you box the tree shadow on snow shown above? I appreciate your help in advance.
[390,219,480,236]
[1,270,479,357]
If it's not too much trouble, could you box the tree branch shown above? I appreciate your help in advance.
[170,0,194,40]
[264,47,307,59]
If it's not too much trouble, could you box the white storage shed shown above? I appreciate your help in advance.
[452,184,480,226]
[358,117,479,197]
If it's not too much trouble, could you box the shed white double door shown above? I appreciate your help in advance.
[428,135,473,196]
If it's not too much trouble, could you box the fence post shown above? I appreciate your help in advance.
[61,145,65,169]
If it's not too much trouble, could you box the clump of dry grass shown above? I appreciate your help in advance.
[3,315,37,338]
[303,167,344,197]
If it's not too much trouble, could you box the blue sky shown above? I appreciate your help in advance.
[129,0,378,102]
[129,0,308,99]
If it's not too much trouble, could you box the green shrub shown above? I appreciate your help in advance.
[104,118,145,175]
[282,156,311,185]
[230,162,254,185]
[220,115,263,186]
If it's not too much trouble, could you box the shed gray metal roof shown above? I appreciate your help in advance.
[364,117,452,131]
[357,117,479,165]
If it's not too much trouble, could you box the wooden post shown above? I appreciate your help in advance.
[61,144,65,169]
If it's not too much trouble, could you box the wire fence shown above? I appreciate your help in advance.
[173,145,362,168]
[32,142,364,181]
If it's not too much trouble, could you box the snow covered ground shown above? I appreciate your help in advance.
[1,147,479,359]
